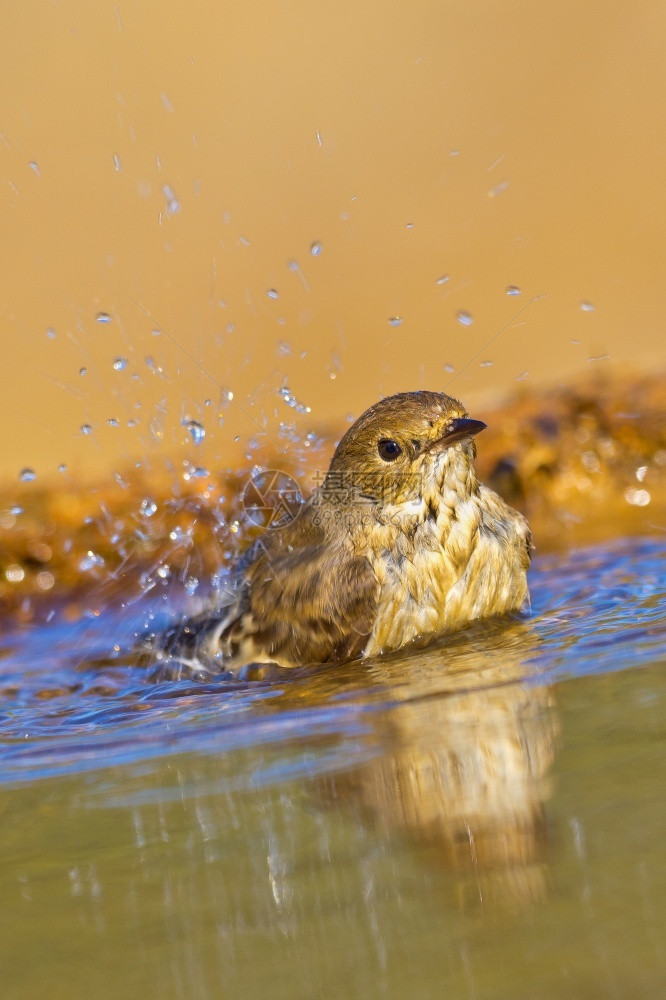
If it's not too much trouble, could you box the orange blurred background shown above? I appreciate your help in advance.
[2,0,665,483]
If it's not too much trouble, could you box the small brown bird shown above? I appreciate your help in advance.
[149,391,532,677]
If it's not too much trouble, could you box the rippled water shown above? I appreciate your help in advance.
[1,537,664,998]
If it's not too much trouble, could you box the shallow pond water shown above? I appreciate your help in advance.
[0,536,664,999]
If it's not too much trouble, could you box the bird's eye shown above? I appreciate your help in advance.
[377,439,403,462]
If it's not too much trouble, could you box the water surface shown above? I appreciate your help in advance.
[1,537,664,999]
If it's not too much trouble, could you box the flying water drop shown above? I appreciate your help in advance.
[456,310,473,326]
[162,184,180,214]
[182,418,206,446]
[278,382,311,414]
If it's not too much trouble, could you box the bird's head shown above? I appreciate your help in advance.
[322,391,486,508]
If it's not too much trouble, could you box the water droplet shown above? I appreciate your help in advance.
[580,301,595,312]
[162,184,180,214]
[182,418,205,446]
[29,161,40,177]
[456,310,473,326]
[58,464,67,474]
[145,356,166,378]
[515,370,530,381]
[79,550,105,572]
[310,241,322,257]
[267,288,279,300]
[107,417,119,427]
[624,487,650,507]
[479,360,493,368]
[406,222,414,230]
[19,468,36,482]
[140,498,158,518]
[79,367,87,376]
[443,363,455,373]
[183,466,210,481]
[506,285,521,296]
[160,93,174,112]
[46,327,56,339]
[277,382,311,414]
[37,571,55,591]
[96,312,112,324]
[277,340,292,357]
[113,356,127,371]
[80,424,93,435]
[184,576,199,595]
[436,275,450,286]
[388,316,403,327]
[10,505,23,516]
[112,153,122,172]
[487,181,509,198]
[5,564,25,583]
[288,259,299,272]
[449,149,460,157]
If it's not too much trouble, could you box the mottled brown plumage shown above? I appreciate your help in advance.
[148,391,532,677]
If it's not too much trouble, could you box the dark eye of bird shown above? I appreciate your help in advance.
[377,439,403,462]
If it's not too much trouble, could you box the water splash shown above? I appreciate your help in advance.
[278,382,311,414]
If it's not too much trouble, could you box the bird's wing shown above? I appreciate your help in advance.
[219,512,380,668]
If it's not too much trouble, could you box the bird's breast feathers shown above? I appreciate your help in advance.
[364,484,530,655]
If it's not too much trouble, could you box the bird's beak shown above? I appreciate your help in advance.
[428,416,487,451]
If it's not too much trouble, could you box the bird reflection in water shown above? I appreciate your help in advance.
[299,619,558,913]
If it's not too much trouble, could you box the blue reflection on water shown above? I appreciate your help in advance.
[0,536,663,786]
